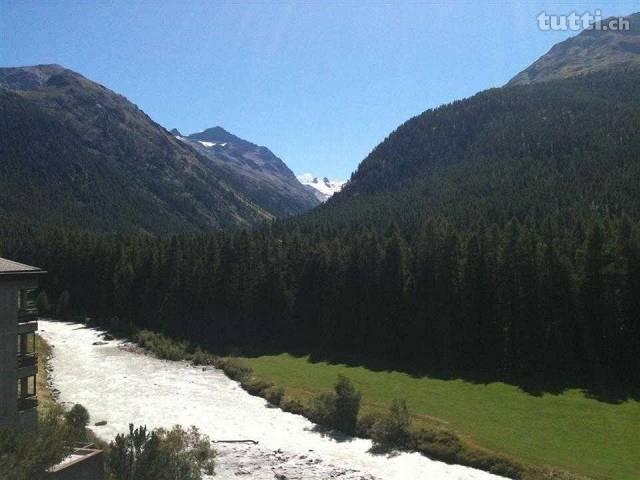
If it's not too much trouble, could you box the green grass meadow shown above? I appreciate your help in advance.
[243,354,639,480]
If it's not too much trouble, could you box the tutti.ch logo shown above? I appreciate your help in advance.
[537,10,630,32]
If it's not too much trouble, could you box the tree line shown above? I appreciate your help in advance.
[1,211,638,393]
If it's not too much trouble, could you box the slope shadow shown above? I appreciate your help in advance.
[238,345,640,404]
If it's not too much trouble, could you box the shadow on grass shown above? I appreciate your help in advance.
[236,344,640,404]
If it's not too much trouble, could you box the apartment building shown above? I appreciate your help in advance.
[0,257,45,432]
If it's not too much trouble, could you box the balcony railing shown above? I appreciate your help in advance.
[18,353,38,369]
[18,396,38,411]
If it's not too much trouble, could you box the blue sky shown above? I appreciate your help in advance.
[1,1,636,179]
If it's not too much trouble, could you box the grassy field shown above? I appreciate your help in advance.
[243,353,639,480]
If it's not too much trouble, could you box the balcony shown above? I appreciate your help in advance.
[18,320,38,334]
[18,396,38,412]
[17,363,37,379]
[18,353,38,369]
[18,308,38,323]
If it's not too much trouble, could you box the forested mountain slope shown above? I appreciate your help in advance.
[322,65,640,231]
[0,65,273,232]
[325,13,640,231]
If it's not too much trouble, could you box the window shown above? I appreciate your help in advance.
[17,376,36,399]
[18,288,37,316]
[17,332,36,355]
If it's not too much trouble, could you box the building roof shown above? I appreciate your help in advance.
[0,257,46,278]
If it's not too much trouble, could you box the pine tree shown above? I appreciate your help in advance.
[36,291,50,317]
[56,291,72,320]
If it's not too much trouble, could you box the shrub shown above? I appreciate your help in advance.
[107,424,215,480]
[242,377,273,396]
[64,404,90,440]
[308,391,337,427]
[410,426,524,478]
[280,398,305,415]
[0,410,71,480]
[356,412,381,437]
[190,348,212,366]
[308,375,361,433]
[264,386,285,406]
[219,358,252,382]
[451,443,523,479]
[134,330,189,361]
[411,427,462,463]
[370,399,411,449]
[333,375,361,434]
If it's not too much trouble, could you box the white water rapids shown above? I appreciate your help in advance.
[39,320,506,480]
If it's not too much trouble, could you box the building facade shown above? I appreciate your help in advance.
[0,257,45,432]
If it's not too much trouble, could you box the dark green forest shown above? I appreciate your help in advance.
[2,67,640,393]
[2,212,639,392]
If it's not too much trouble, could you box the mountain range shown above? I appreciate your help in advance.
[2,13,640,235]
[0,65,316,232]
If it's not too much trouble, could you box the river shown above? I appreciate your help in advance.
[39,320,506,480]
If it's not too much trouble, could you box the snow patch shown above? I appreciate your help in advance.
[298,173,345,201]
[197,141,228,148]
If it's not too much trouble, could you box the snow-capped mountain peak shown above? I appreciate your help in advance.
[297,173,345,202]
